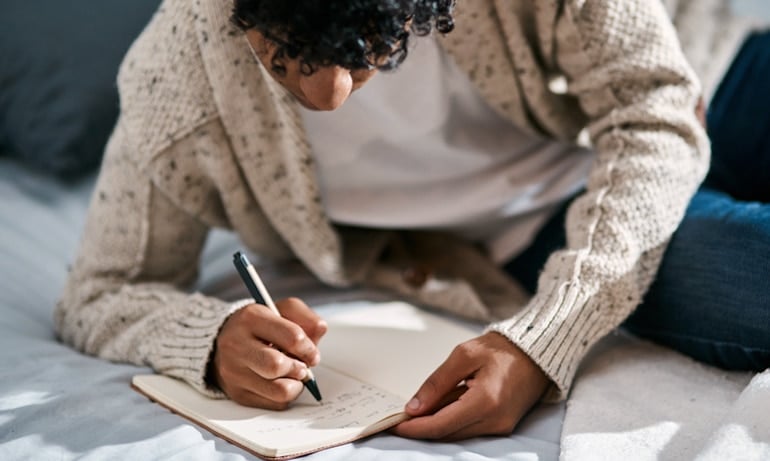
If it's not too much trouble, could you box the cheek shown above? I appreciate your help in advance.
[351,69,378,89]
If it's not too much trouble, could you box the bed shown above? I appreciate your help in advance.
[3,152,767,461]
[0,157,564,460]
[4,160,768,461]
[2,1,768,459]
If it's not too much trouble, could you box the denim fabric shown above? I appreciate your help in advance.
[505,31,770,372]
[623,188,770,370]
[705,31,770,203]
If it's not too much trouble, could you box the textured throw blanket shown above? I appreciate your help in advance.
[560,332,769,460]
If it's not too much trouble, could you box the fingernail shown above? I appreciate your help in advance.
[407,397,420,410]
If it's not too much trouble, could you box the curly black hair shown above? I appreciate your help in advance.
[231,0,455,76]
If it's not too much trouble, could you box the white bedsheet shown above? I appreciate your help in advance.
[0,158,564,461]
[560,332,770,460]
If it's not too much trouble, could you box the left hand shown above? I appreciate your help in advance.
[392,331,550,440]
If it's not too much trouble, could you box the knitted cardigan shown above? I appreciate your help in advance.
[56,0,710,402]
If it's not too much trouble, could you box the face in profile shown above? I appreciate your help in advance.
[231,0,456,111]
[246,29,378,111]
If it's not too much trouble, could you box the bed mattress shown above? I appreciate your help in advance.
[0,158,564,461]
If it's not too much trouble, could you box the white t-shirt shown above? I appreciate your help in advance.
[300,36,594,263]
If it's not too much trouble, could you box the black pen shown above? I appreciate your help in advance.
[232,251,323,402]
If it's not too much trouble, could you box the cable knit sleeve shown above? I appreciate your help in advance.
[54,120,239,398]
[52,0,246,397]
[487,0,710,400]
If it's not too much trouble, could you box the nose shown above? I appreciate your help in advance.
[299,66,353,111]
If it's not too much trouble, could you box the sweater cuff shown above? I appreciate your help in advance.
[228,297,257,316]
[154,296,255,399]
[486,281,595,402]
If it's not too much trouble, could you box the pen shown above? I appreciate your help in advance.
[232,251,323,402]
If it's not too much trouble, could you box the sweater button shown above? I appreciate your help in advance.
[402,266,431,288]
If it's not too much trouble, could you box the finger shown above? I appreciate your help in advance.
[404,342,480,417]
[228,387,290,410]
[276,297,328,344]
[433,384,468,411]
[388,385,467,437]
[393,382,487,439]
[240,305,320,366]
[217,352,306,404]
[243,342,310,381]
[440,394,523,441]
[215,308,308,381]
[436,419,489,442]
[224,376,304,410]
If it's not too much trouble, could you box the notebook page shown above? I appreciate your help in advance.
[320,302,480,399]
[132,365,406,458]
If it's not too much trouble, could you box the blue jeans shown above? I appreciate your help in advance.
[505,31,770,372]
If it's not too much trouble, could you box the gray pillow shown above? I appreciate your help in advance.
[0,0,160,178]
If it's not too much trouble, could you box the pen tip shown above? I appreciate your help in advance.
[304,378,323,402]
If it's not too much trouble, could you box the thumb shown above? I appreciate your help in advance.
[405,344,478,416]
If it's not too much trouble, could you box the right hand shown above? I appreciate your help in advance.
[211,297,327,409]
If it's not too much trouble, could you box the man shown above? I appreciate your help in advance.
[57,0,767,440]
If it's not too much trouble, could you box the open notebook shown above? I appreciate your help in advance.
[132,302,480,460]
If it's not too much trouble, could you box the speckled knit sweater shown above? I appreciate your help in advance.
[56,0,710,401]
